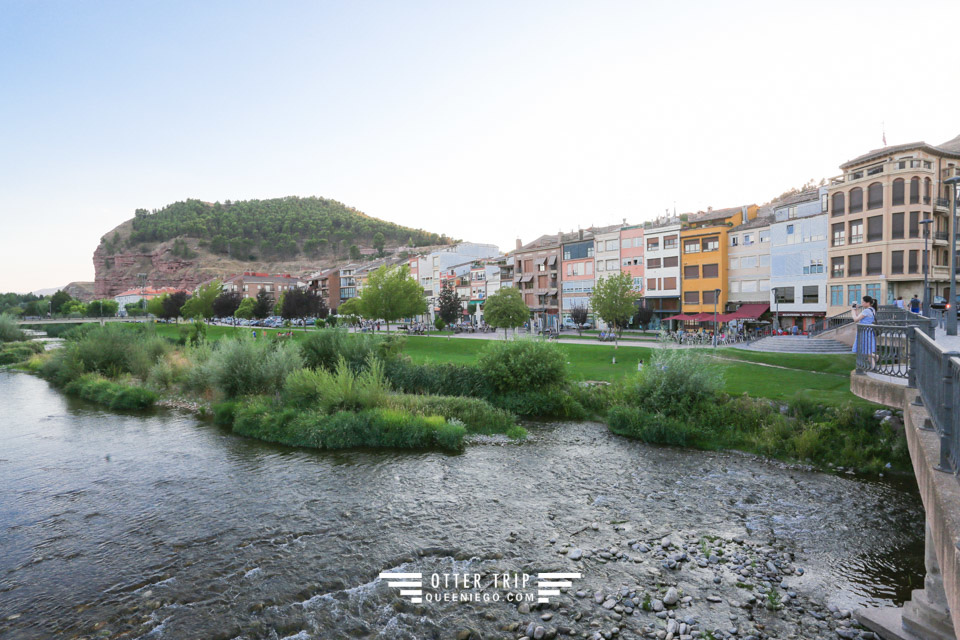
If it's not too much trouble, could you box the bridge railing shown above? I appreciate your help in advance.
[912,330,960,474]
[854,323,914,379]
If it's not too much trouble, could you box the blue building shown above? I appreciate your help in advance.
[769,187,829,332]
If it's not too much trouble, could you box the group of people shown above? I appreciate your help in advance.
[893,294,922,314]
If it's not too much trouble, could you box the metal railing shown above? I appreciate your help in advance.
[935,197,951,209]
[854,323,912,378]
[912,330,960,474]
[809,310,854,336]
[935,231,949,241]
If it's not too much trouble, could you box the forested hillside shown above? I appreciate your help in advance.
[124,196,452,261]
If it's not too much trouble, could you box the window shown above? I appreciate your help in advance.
[663,277,677,289]
[740,255,758,269]
[632,277,643,290]
[684,240,700,253]
[867,216,883,242]
[848,254,862,276]
[831,257,845,278]
[684,291,700,304]
[647,278,657,291]
[821,194,829,213]
[909,250,919,273]
[788,206,797,219]
[909,211,920,238]
[702,290,718,304]
[910,177,920,204]
[759,231,770,243]
[787,224,794,235]
[586,262,593,275]
[563,241,594,260]
[597,261,605,272]
[892,212,904,239]
[703,237,719,252]
[759,279,770,291]
[866,252,883,275]
[605,239,618,251]
[606,259,618,270]
[891,250,904,274]
[892,179,905,206]
[849,187,863,213]
[683,265,699,279]
[924,178,932,204]
[759,254,770,267]
[802,286,819,304]
[730,281,741,293]
[849,220,863,244]
[663,235,678,249]
[774,287,795,304]
[830,285,844,306]
[832,192,845,216]
[702,263,719,278]
[803,259,822,274]
[848,284,862,306]
[866,283,881,302]
[832,222,846,246]
[741,280,758,293]
[646,238,659,251]
[647,258,661,269]
[621,238,631,249]
[867,182,883,209]
[730,235,739,246]
[663,256,678,268]
[743,234,754,245]
[729,257,739,270]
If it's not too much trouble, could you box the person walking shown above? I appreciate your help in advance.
[895,296,904,310]
[851,296,877,368]
[909,295,921,314]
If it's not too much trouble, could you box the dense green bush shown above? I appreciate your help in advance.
[300,330,402,372]
[230,399,465,451]
[20,323,86,338]
[283,357,388,412]
[610,346,722,415]
[478,339,567,393]
[384,360,493,398]
[0,314,27,342]
[203,337,303,398]
[386,393,519,435]
[0,341,43,365]
[63,374,158,410]
[607,405,697,446]
[491,390,587,420]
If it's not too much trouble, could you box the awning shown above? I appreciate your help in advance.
[520,275,534,283]
[663,313,699,321]
[546,288,558,296]
[547,255,558,266]
[725,303,770,320]
[535,257,546,266]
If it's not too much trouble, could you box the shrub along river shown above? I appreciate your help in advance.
[0,369,924,639]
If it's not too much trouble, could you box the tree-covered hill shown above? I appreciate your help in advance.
[124,196,453,261]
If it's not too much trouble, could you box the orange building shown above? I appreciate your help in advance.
[679,205,758,315]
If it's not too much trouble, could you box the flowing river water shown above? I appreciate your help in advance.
[0,369,925,639]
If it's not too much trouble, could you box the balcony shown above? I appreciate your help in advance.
[935,197,951,212]
[934,231,949,242]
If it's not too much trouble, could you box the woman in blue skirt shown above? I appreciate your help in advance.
[851,295,877,367]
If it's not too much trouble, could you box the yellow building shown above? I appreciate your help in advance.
[679,205,758,314]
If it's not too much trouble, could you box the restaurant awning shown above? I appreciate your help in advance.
[725,303,770,320]
[663,313,699,321]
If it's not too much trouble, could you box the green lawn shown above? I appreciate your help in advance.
[147,324,869,408]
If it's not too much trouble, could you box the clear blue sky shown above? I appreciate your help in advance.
[2,0,958,292]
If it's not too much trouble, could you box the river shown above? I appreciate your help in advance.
[0,370,924,639]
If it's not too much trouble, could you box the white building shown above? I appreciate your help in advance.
[727,213,773,308]
[641,218,682,327]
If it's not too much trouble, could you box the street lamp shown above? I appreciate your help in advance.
[920,218,934,317]
[945,176,960,336]
[712,288,721,348]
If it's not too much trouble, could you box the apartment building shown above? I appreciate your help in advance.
[641,218,682,327]
[306,268,340,311]
[619,225,644,290]
[424,242,501,318]
[727,212,773,310]
[561,230,596,324]
[826,135,960,314]
[769,188,829,331]
[513,235,561,331]
[223,272,305,301]
[679,205,759,316]
[594,226,622,283]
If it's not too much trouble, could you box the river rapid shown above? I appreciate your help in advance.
[0,370,923,639]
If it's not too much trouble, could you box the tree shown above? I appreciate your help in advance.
[373,232,386,257]
[570,303,589,337]
[338,296,363,326]
[125,302,146,317]
[467,302,478,322]
[349,244,362,260]
[358,265,427,332]
[436,282,462,326]
[635,303,654,330]
[160,291,190,321]
[50,290,72,314]
[212,291,243,320]
[86,299,119,317]
[234,297,256,320]
[146,295,166,317]
[591,272,637,345]
[482,287,529,339]
[253,289,273,319]
[281,288,326,330]
[181,279,222,320]
[434,316,446,332]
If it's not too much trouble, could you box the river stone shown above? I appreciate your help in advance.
[541,613,553,621]
[519,602,531,614]
[706,595,722,603]
[602,599,616,609]
[569,549,583,561]
[534,626,545,640]
[652,599,664,612]
[663,587,679,605]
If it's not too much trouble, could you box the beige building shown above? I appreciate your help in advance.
[826,135,960,315]
[727,213,773,309]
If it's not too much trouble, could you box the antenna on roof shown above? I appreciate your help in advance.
[882,121,887,147]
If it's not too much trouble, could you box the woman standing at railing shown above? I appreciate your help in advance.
[852,295,877,367]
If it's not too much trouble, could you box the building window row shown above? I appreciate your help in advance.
[832,177,932,216]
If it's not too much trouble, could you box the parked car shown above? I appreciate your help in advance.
[562,319,592,330]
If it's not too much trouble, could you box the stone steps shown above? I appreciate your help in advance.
[744,336,851,354]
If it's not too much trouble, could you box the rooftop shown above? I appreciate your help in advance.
[839,133,960,169]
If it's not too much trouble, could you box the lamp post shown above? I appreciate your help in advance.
[920,218,934,317]
[945,176,960,335]
[712,288,721,348]
[773,287,780,331]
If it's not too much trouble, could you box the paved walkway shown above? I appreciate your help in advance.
[933,327,960,353]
